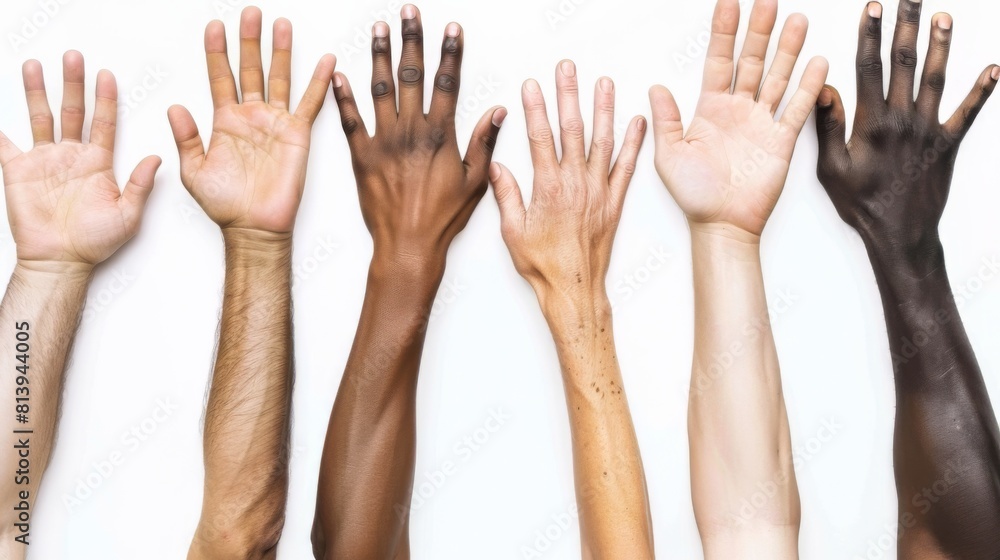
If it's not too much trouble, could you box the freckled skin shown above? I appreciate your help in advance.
[311,7,504,559]
[815,2,1000,557]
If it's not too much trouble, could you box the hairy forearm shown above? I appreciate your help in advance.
[687,224,799,557]
[312,255,443,560]
[862,235,1000,557]
[0,263,90,556]
[189,229,293,560]
[538,286,653,560]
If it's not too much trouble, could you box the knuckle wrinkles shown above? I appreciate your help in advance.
[859,57,883,75]
[435,73,458,93]
[442,37,461,55]
[894,48,918,68]
[400,66,423,84]
[372,37,391,54]
[593,137,615,153]
[562,119,585,136]
[528,129,554,144]
[925,73,946,93]
[372,81,392,97]
[342,117,360,135]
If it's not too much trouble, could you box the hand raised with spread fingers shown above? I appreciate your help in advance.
[815,0,998,250]
[0,51,161,270]
[650,0,828,239]
[332,4,505,267]
[167,6,335,235]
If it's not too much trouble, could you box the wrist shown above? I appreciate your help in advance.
[538,287,613,333]
[14,259,95,282]
[860,229,946,277]
[223,227,293,258]
[370,251,446,290]
[689,222,762,259]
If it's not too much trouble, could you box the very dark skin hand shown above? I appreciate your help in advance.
[816,1,1000,558]
[311,5,504,559]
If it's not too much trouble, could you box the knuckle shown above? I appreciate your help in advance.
[400,65,423,84]
[592,136,615,154]
[528,128,554,145]
[561,118,585,137]
[372,80,393,98]
[924,72,946,94]
[859,57,883,75]
[442,36,461,55]
[341,116,360,135]
[893,48,919,69]
[372,37,391,54]
[435,72,459,93]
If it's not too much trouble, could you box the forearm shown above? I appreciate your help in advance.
[0,263,90,555]
[539,287,653,560]
[189,229,293,560]
[687,224,799,557]
[862,236,1000,556]
[312,255,443,560]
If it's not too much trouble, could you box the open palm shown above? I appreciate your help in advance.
[650,0,827,237]
[168,8,334,234]
[0,53,160,267]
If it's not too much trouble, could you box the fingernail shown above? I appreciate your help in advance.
[560,59,576,77]
[868,2,882,18]
[446,22,461,37]
[818,87,833,107]
[599,77,613,93]
[992,66,1000,81]
[489,162,502,181]
[936,14,952,30]
[334,74,343,88]
[401,4,416,19]
[636,117,646,132]
[373,21,389,37]
[492,107,508,127]
[524,79,540,93]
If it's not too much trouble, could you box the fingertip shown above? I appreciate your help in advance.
[817,87,835,108]
[933,12,953,31]
[867,1,883,19]
[991,65,1000,82]
[373,21,389,38]
[492,106,508,128]
[787,12,809,29]
[241,5,263,28]
[445,22,461,38]
[636,116,647,133]
[489,162,502,182]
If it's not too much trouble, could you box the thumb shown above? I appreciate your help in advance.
[167,104,205,187]
[489,162,525,233]
[120,155,162,231]
[815,85,849,181]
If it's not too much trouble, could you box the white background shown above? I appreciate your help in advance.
[1,0,999,558]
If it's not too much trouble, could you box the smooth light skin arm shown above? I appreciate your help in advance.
[489,60,652,559]
[0,52,160,557]
[311,6,504,559]
[166,8,334,558]
[649,0,828,556]
[815,2,1000,557]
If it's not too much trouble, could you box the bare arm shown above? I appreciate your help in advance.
[0,51,160,557]
[649,0,828,555]
[489,59,653,558]
[166,8,334,558]
[815,2,1000,556]
[311,6,503,558]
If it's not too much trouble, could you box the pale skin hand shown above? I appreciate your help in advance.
[0,51,159,558]
[167,7,334,559]
[490,60,652,560]
[649,0,827,556]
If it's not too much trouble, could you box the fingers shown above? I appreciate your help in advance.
[590,77,616,173]
[90,70,118,153]
[915,13,952,121]
[239,7,266,103]
[609,116,646,202]
[779,56,829,135]
[60,50,86,142]
[649,85,685,148]
[522,79,559,173]
[268,18,293,110]
[702,0,740,93]
[167,105,206,187]
[555,60,586,164]
[734,0,778,98]
[0,131,23,167]
[22,60,54,145]
[815,86,850,178]
[120,155,162,232]
[757,14,809,113]
[463,107,507,190]
[943,65,1000,141]
[332,72,371,151]
[856,2,885,110]
[293,54,336,125]
[205,20,239,109]
[371,21,398,128]
[887,0,922,109]
[397,4,425,120]
[489,162,526,227]
[428,23,464,124]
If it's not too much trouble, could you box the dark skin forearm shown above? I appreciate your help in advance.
[189,229,293,560]
[312,256,442,560]
[863,236,1000,558]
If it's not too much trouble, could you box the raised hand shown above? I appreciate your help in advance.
[0,51,160,270]
[167,7,335,235]
[332,5,504,267]
[816,0,998,251]
[650,0,828,238]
